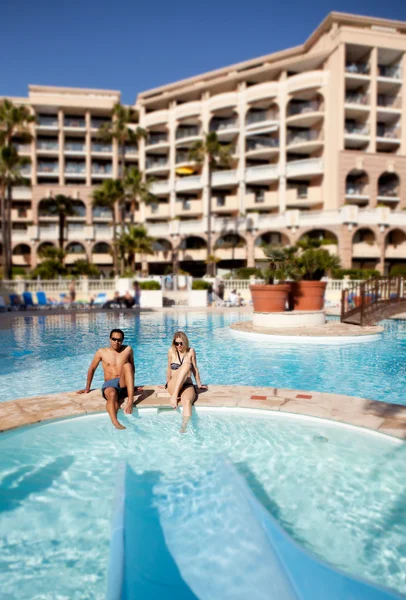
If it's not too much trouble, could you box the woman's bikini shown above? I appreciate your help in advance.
[167,348,196,396]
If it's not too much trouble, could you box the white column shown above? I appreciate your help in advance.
[237,81,247,215]
[278,72,287,213]
[168,101,176,219]
[369,47,378,154]
[58,109,64,186]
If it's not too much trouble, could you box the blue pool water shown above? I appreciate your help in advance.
[0,411,404,599]
[0,311,405,404]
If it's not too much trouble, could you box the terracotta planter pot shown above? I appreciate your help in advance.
[292,281,327,311]
[250,284,291,313]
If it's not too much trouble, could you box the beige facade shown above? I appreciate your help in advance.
[5,11,406,276]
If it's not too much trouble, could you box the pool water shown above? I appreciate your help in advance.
[0,311,405,404]
[0,411,405,599]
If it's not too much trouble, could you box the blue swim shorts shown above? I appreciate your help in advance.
[102,377,128,401]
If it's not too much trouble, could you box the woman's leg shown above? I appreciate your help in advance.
[167,360,191,409]
[179,386,196,432]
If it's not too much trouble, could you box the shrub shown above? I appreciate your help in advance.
[341,269,380,280]
[139,280,161,290]
[389,265,406,277]
[231,267,263,280]
[192,279,210,290]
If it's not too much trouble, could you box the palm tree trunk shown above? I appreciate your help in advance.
[1,190,10,279]
[5,184,12,279]
[119,142,126,275]
[206,165,213,277]
[112,213,118,275]
[59,213,65,251]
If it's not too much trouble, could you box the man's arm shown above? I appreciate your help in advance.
[77,350,102,393]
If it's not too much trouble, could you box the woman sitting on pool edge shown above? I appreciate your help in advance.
[166,331,207,430]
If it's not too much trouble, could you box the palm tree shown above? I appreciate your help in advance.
[0,99,35,279]
[39,194,80,252]
[97,104,147,181]
[0,146,30,278]
[188,132,232,275]
[117,225,154,273]
[124,165,156,223]
[92,179,124,274]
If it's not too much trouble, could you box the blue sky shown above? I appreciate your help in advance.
[1,0,406,104]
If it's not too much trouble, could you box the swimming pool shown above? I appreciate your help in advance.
[0,410,405,599]
[0,311,405,404]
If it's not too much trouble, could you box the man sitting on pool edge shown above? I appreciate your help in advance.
[77,328,135,430]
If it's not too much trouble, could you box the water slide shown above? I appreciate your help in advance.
[107,460,403,600]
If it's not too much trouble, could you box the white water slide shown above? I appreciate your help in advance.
[107,460,402,600]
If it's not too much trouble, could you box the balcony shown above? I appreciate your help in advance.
[37,116,59,129]
[378,65,402,80]
[286,70,327,94]
[65,162,86,176]
[93,208,112,220]
[38,226,58,240]
[352,241,380,258]
[345,92,370,107]
[245,164,279,184]
[377,184,400,204]
[65,142,86,154]
[287,129,322,147]
[37,140,59,153]
[15,143,31,154]
[20,166,32,177]
[11,208,33,221]
[212,194,239,214]
[175,127,201,144]
[344,122,370,149]
[150,180,170,195]
[37,162,59,175]
[145,203,170,219]
[11,186,31,200]
[144,110,169,128]
[94,226,114,240]
[146,133,168,149]
[245,191,279,210]
[145,157,169,173]
[285,158,323,178]
[125,145,138,156]
[175,198,203,217]
[345,183,369,205]
[176,150,192,165]
[91,118,111,130]
[377,95,402,110]
[175,175,202,192]
[64,117,86,129]
[245,110,278,134]
[91,143,112,154]
[345,62,370,76]
[246,137,279,157]
[287,101,323,126]
[212,169,238,187]
[286,186,322,208]
[210,118,239,138]
[91,163,112,177]
[376,124,400,140]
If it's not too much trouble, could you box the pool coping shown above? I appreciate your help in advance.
[0,385,405,440]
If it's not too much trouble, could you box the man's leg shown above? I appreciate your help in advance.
[167,360,191,409]
[104,387,126,430]
[120,363,135,414]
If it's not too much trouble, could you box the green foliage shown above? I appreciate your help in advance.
[228,267,263,280]
[188,132,232,169]
[70,259,100,277]
[389,265,406,277]
[31,247,67,279]
[192,279,210,290]
[11,266,27,277]
[295,247,341,281]
[124,166,156,208]
[139,280,161,290]
[262,245,298,284]
[117,225,155,270]
[340,268,380,280]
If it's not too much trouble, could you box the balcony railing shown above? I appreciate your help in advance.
[37,140,59,151]
[37,116,58,127]
[146,157,168,169]
[91,164,112,175]
[92,143,112,153]
[93,208,112,219]
[37,163,59,173]
[15,143,31,153]
[147,133,168,145]
[125,145,137,155]
[288,101,321,116]
[378,65,402,79]
[345,62,370,75]
[345,92,369,106]
[247,137,279,151]
[91,118,111,129]
[65,162,86,174]
[345,123,369,136]
[176,127,200,140]
[377,95,402,109]
[210,119,238,132]
[246,111,278,125]
[346,184,368,196]
[64,118,85,128]
[176,151,191,163]
[20,166,31,176]
[65,142,85,152]
[287,130,321,144]
[377,124,400,139]
[378,185,399,198]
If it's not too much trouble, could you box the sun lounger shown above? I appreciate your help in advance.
[0,296,8,312]
[22,291,37,309]
[93,293,108,306]
[9,293,26,311]
[36,291,60,309]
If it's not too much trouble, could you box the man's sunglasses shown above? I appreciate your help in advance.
[111,337,123,342]
[174,341,183,346]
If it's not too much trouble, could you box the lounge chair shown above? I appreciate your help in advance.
[93,293,108,306]
[36,291,60,309]
[9,293,26,311]
[0,296,8,312]
[22,291,37,309]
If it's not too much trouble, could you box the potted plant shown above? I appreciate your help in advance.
[189,279,210,307]
[250,246,297,312]
[292,243,341,311]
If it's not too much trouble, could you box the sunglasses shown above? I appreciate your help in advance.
[174,341,183,346]
[111,337,123,342]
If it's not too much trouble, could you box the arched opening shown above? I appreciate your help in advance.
[299,229,338,256]
[178,236,207,277]
[12,244,31,267]
[378,172,400,204]
[71,200,86,218]
[91,242,113,270]
[65,242,87,264]
[287,93,323,118]
[92,205,112,220]
[148,239,173,275]
[254,231,291,264]
[384,228,406,275]
[214,233,247,271]
[246,101,279,127]
[352,228,379,270]
[345,170,369,205]
[38,199,57,217]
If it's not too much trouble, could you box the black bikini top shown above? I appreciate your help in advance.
[170,349,187,371]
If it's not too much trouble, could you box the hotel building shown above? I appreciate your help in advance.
[5,11,406,276]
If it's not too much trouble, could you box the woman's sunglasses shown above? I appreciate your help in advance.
[174,341,183,346]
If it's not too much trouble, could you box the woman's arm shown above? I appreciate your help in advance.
[166,349,172,383]
[190,349,207,389]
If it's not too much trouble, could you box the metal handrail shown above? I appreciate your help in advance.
[341,276,406,326]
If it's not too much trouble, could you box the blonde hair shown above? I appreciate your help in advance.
[171,331,190,356]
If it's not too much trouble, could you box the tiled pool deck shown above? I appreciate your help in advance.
[1,385,405,440]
